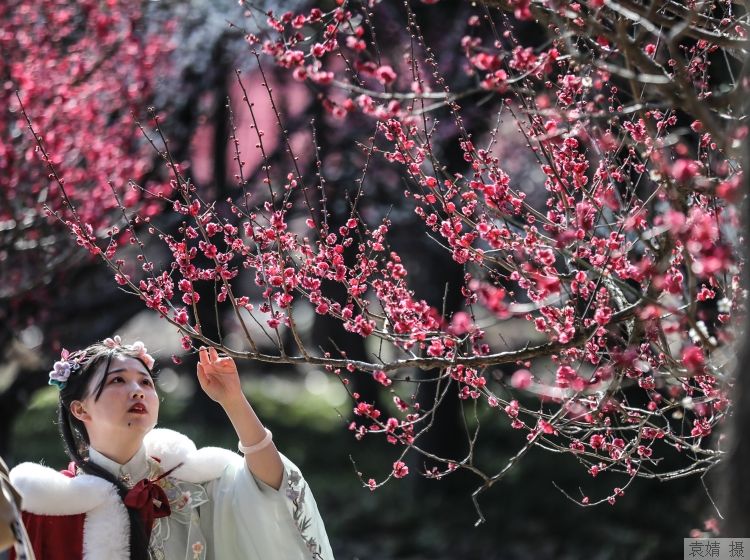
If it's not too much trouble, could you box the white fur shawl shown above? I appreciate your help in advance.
[9,429,240,560]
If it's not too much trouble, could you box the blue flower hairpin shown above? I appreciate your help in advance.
[48,349,81,390]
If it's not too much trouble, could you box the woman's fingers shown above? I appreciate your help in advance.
[199,346,210,365]
[197,362,209,384]
[198,346,236,378]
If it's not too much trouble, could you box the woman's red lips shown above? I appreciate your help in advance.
[128,403,147,413]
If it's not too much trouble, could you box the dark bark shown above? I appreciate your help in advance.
[721,130,750,536]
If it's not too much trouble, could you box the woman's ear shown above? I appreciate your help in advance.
[70,400,90,422]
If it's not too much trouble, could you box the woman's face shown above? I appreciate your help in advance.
[73,354,159,440]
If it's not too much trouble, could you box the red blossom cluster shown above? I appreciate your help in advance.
[1,0,173,318]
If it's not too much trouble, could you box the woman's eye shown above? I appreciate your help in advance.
[111,376,124,383]
[142,379,153,387]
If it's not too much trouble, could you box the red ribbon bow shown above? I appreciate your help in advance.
[123,464,181,539]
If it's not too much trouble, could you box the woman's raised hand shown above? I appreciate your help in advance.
[197,347,283,489]
[196,347,243,406]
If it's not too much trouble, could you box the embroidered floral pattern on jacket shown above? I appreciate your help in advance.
[148,474,209,560]
[285,469,324,559]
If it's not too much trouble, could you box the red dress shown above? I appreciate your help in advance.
[11,465,86,560]
[14,510,86,560]
[9,461,131,560]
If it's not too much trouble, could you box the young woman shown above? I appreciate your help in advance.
[9,337,333,560]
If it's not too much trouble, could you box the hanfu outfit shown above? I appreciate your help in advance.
[9,429,333,560]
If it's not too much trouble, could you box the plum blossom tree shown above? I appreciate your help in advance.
[21,0,748,523]
[0,0,182,453]
[0,0,176,337]
[0,0,310,455]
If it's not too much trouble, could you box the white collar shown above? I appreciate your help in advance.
[10,428,240,516]
[88,445,151,484]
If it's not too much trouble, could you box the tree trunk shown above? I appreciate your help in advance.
[721,136,750,536]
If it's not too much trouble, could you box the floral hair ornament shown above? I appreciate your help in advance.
[48,349,81,390]
[103,335,156,370]
[130,340,156,370]
[102,335,123,349]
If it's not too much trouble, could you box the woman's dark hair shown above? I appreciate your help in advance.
[57,341,157,560]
